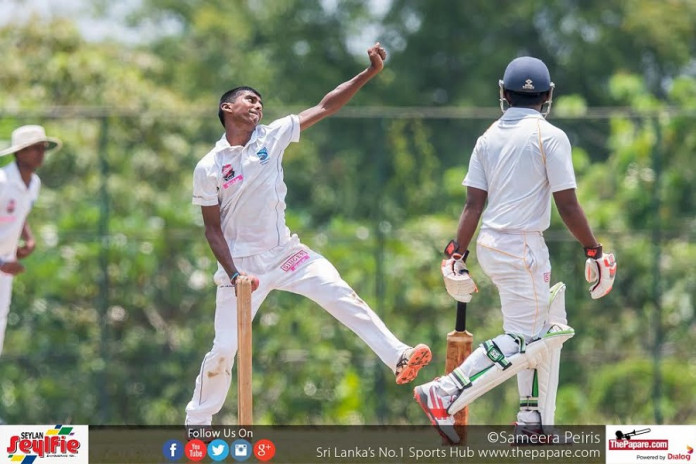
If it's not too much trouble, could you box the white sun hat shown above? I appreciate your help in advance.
[0,125,62,157]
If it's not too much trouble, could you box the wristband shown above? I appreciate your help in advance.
[229,272,240,285]
[584,244,603,259]
[444,240,469,261]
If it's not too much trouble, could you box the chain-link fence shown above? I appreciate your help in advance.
[0,107,692,425]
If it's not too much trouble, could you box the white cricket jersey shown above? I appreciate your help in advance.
[192,115,301,258]
[0,161,40,260]
[463,107,577,232]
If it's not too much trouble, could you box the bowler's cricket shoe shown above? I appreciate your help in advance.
[413,379,461,444]
[395,344,432,384]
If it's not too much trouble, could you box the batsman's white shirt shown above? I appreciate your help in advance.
[464,107,576,232]
[0,161,40,355]
[464,108,576,338]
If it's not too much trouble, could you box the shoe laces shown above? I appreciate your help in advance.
[395,348,414,373]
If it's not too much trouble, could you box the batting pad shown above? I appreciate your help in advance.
[537,342,563,427]
[447,324,575,415]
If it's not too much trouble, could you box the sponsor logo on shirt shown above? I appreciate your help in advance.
[222,175,243,189]
[0,199,16,223]
[280,250,310,272]
[221,163,243,189]
[256,147,269,165]
[222,164,235,181]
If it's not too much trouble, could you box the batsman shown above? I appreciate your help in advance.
[414,56,617,443]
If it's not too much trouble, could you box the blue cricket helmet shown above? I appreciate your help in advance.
[501,56,553,93]
[498,56,555,117]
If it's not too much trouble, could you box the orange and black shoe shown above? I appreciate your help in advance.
[395,344,432,384]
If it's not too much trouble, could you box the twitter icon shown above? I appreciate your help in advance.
[208,439,230,462]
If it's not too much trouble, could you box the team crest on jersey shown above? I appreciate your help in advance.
[222,164,235,181]
[256,147,269,165]
[6,199,15,214]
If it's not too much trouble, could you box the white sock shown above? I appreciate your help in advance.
[438,370,467,395]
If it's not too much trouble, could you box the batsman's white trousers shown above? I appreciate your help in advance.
[476,229,552,339]
[185,235,409,425]
[476,228,556,423]
[0,273,14,356]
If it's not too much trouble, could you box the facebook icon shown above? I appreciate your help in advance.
[163,439,184,461]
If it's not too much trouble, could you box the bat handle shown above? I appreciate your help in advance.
[455,301,467,332]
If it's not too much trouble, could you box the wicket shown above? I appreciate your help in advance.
[236,276,253,425]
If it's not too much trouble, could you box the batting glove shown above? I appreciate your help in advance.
[584,245,617,299]
[441,252,477,303]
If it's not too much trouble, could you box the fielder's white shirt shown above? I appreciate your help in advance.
[0,161,40,260]
[192,115,301,258]
[464,107,576,232]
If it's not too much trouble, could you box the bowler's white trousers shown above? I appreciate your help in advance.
[0,273,14,356]
[185,235,409,425]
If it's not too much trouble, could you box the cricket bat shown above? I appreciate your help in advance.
[445,301,473,426]
[443,240,474,428]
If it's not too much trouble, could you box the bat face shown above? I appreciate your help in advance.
[443,240,474,430]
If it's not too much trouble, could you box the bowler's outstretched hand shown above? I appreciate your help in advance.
[367,42,387,73]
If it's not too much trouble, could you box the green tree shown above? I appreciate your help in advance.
[1,0,694,428]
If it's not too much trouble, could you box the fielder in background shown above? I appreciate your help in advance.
[185,43,432,426]
[0,125,62,356]
[414,56,617,443]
